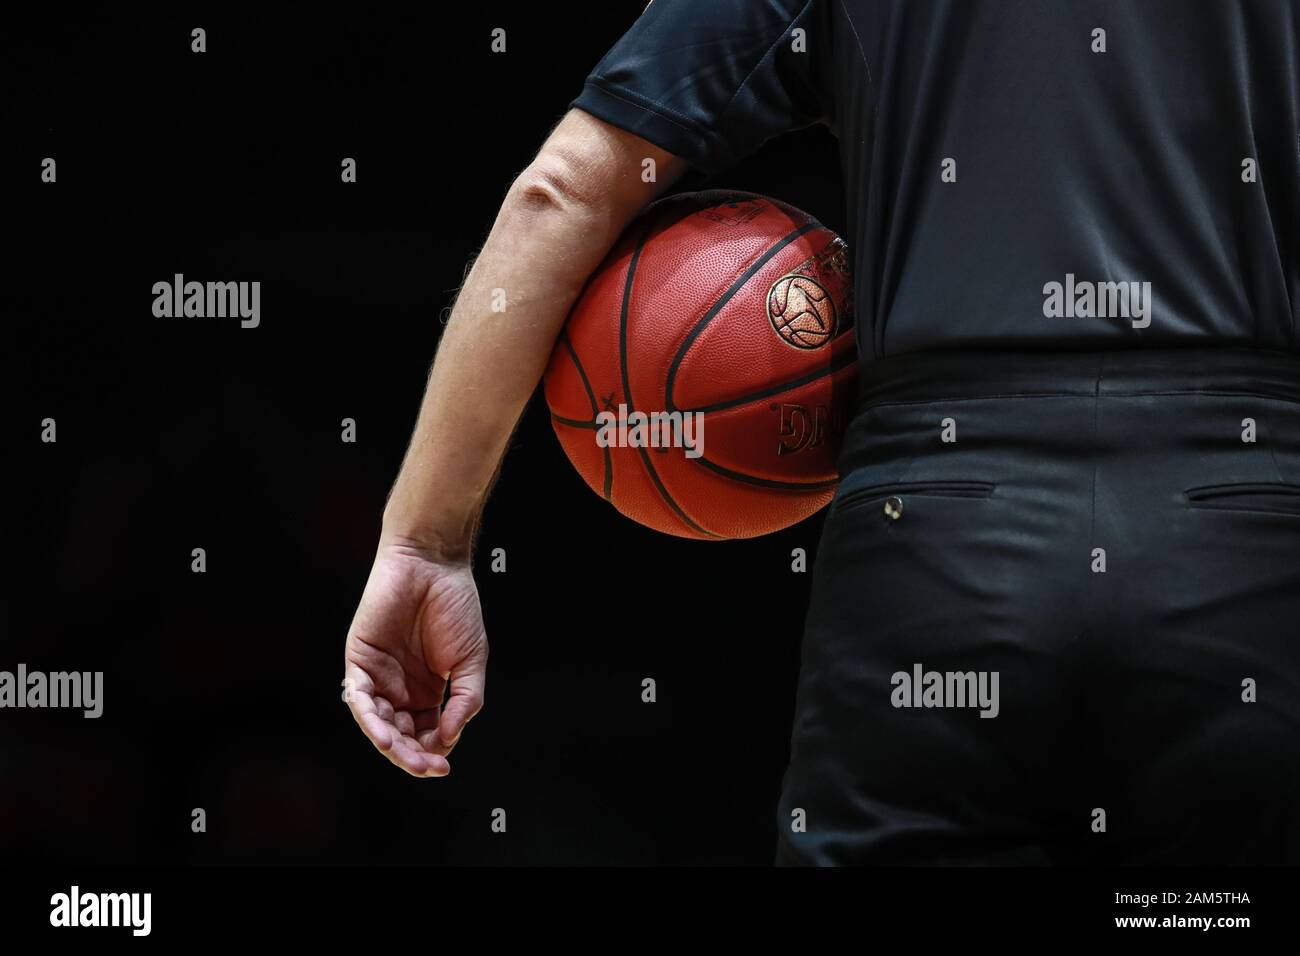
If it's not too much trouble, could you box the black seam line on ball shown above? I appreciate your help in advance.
[677,348,857,415]
[551,415,836,490]
[690,456,842,491]
[552,415,599,429]
[665,221,822,414]
[559,331,612,500]
[621,226,722,539]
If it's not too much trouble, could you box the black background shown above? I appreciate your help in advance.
[9,7,847,865]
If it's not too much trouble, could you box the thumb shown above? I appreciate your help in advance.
[439,649,486,746]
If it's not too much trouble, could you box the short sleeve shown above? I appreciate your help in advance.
[570,0,831,177]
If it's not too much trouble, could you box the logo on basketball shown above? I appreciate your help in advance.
[699,199,766,226]
[767,273,837,349]
[774,401,846,455]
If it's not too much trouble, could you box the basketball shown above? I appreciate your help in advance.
[543,190,857,540]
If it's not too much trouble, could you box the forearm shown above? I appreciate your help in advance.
[381,110,683,560]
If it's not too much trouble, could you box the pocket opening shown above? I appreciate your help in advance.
[1184,482,1300,516]
[835,480,996,514]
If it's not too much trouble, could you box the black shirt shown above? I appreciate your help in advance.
[571,0,1300,360]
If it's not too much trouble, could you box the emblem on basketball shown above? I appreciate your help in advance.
[767,273,837,349]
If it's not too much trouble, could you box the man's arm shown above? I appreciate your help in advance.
[343,110,687,777]
[383,108,686,557]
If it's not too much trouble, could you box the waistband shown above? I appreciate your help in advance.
[855,347,1300,411]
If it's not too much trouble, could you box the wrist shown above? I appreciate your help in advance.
[378,515,475,565]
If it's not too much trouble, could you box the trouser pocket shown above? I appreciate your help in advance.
[834,480,995,516]
[1184,482,1300,517]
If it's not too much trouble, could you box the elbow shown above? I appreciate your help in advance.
[507,152,597,217]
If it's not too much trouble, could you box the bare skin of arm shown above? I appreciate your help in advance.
[343,109,688,776]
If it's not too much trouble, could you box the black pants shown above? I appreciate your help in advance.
[776,347,1300,865]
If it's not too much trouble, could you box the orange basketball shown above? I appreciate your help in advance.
[543,190,856,540]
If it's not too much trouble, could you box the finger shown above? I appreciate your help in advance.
[345,666,448,777]
[360,710,450,777]
[411,708,457,757]
[343,664,381,728]
[385,723,451,777]
[438,650,486,747]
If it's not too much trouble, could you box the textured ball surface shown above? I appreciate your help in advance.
[544,190,856,540]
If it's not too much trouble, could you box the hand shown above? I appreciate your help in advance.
[343,537,488,777]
